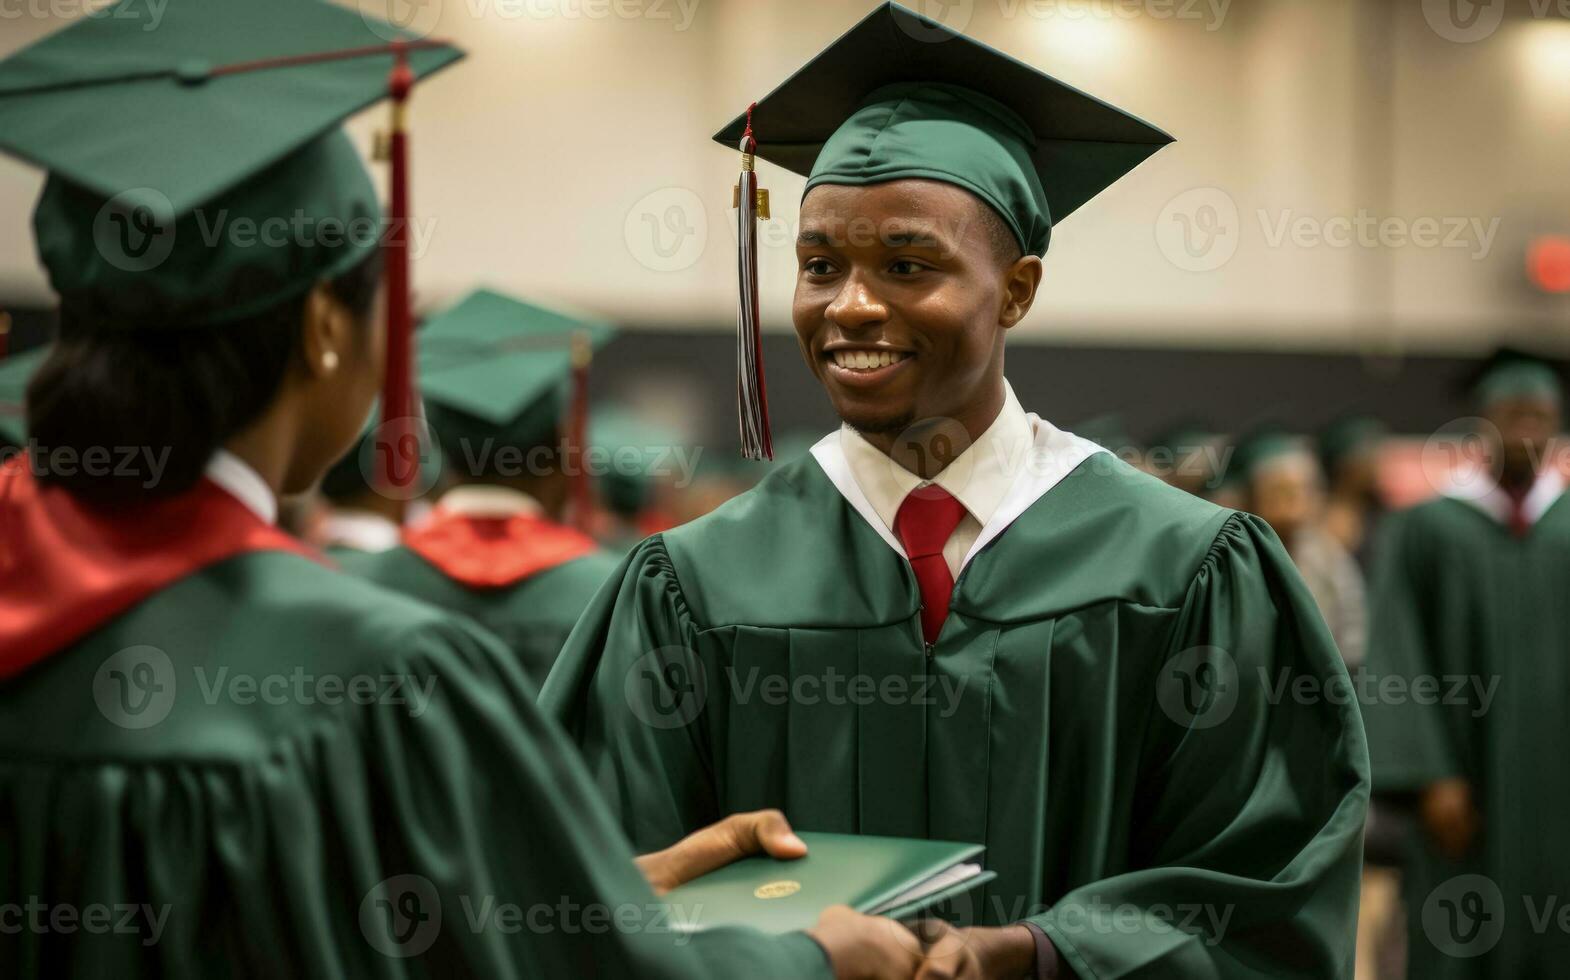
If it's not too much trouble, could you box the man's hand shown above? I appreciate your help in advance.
[915,923,1034,979]
[634,808,807,896]
[1421,778,1479,860]
[809,905,926,980]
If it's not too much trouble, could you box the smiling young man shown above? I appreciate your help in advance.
[543,5,1369,978]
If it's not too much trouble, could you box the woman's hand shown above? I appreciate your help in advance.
[635,808,808,896]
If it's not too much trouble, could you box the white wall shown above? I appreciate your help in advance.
[1,0,1567,352]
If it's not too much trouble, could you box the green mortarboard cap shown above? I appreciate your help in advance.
[0,345,49,448]
[1317,415,1386,473]
[0,0,461,328]
[590,408,685,516]
[712,2,1172,256]
[418,289,616,461]
[1233,425,1314,482]
[1463,346,1565,409]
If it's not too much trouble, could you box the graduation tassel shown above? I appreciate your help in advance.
[0,311,9,362]
[374,41,418,512]
[567,329,595,534]
[733,103,772,460]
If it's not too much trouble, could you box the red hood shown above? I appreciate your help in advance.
[0,458,315,680]
[403,507,599,589]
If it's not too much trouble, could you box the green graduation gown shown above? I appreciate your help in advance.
[1363,477,1570,978]
[0,475,826,979]
[542,424,1370,978]
[335,506,621,683]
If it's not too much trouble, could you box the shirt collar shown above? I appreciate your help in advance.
[838,381,1034,534]
[204,449,277,525]
[1443,466,1568,527]
[318,510,402,553]
[438,484,545,519]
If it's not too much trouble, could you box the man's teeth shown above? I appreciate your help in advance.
[830,349,911,370]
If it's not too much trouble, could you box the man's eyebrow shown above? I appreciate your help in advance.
[796,225,953,248]
[881,227,949,247]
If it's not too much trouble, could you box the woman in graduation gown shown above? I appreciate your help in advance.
[0,4,924,972]
[0,133,877,978]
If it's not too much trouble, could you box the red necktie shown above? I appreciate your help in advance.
[895,486,968,646]
[1507,487,1531,539]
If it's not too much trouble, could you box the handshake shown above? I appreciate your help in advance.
[636,810,1038,980]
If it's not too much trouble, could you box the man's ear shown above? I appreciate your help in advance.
[999,255,1044,331]
[298,282,352,379]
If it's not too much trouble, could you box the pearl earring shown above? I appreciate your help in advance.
[322,351,339,373]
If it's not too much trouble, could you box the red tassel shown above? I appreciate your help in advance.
[567,330,595,534]
[0,310,10,362]
[375,42,419,512]
[734,103,772,460]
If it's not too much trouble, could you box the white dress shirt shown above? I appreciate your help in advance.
[838,383,1035,578]
[1442,465,1568,529]
[204,449,277,525]
[317,509,402,553]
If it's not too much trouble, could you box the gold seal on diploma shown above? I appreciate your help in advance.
[753,880,801,900]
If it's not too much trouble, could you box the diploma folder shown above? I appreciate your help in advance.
[661,832,995,934]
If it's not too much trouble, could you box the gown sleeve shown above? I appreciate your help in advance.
[0,601,827,979]
[1026,513,1369,980]
[1360,508,1458,791]
[538,536,722,853]
[336,611,828,979]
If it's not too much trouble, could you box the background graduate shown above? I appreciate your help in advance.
[0,2,936,976]
[1364,348,1570,978]
[543,5,1370,978]
[1234,428,1367,669]
[337,288,622,683]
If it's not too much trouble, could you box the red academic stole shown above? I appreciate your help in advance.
[0,459,315,680]
[403,507,599,589]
